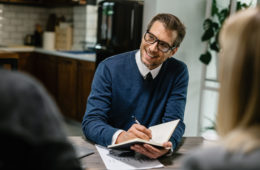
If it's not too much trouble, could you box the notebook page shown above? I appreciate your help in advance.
[149,119,180,143]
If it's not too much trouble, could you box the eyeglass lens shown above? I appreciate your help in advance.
[144,32,173,52]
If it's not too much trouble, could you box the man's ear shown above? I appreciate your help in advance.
[170,47,178,56]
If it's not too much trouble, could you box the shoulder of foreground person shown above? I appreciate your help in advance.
[180,145,260,170]
[0,70,82,170]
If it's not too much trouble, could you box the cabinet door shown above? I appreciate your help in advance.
[34,53,57,98]
[7,0,43,4]
[43,0,86,5]
[77,60,95,121]
[18,52,36,75]
[57,57,77,120]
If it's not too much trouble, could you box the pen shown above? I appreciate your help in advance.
[132,116,141,124]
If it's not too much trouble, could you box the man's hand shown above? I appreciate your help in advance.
[116,124,152,144]
[130,141,172,159]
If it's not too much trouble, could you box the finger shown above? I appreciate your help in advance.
[117,130,142,144]
[143,144,169,158]
[162,141,172,149]
[134,124,152,138]
[143,144,161,153]
[135,144,161,159]
[130,124,152,136]
[129,124,152,139]
[131,145,157,159]
[124,132,138,141]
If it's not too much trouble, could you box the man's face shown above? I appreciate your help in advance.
[140,21,178,70]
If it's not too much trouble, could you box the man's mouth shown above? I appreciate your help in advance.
[145,49,157,59]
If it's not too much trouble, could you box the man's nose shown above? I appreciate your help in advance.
[149,41,159,52]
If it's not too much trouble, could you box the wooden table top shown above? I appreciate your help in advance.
[69,136,204,170]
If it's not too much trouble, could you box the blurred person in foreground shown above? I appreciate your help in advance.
[0,69,82,170]
[181,6,260,170]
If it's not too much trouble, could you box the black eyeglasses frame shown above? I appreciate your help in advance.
[144,31,176,53]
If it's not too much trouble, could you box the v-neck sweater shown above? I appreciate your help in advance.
[82,50,189,149]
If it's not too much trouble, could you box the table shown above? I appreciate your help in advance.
[69,136,204,170]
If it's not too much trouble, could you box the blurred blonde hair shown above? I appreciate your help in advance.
[217,6,260,152]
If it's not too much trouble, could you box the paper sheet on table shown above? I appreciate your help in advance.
[95,145,164,170]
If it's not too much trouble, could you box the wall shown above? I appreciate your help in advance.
[200,0,258,139]
[0,4,97,50]
[143,0,206,136]
[72,5,97,50]
[0,4,73,46]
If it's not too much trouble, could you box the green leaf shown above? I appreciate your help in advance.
[212,22,219,31]
[219,9,229,24]
[211,0,218,16]
[237,1,250,11]
[201,29,214,41]
[200,51,212,65]
[203,18,213,30]
[210,41,219,52]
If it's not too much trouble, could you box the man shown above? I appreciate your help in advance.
[82,13,188,159]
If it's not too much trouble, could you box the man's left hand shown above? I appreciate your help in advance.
[130,141,172,159]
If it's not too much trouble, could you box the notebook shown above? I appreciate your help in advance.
[108,119,180,150]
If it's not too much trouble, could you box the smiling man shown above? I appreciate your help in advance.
[82,13,188,159]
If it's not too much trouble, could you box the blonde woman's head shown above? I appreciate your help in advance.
[217,6,260,138]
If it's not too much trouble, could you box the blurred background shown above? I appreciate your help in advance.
[0,0,259,138]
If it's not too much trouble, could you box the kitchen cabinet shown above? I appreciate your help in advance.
[56,57,78,119]
[0,51,19,70]
[16,51,95,122]
[43,0,87,6]
[77,60,95,121]
[0,0,88,6]
[17,52,57,98]
[0,0,43,5]
[18,52,36,76]
[34,53,57,98]
[56,57,95,121]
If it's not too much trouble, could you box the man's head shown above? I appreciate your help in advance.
[140,13,186,70]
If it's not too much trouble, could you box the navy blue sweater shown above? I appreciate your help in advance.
[82,50,189,150]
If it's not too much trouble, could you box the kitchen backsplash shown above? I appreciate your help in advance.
[73,5,97,51]
[0,4,97,51]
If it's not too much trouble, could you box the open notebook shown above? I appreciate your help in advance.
[108,119,180,150]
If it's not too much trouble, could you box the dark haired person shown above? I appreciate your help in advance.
[82,13,188,159]
[0,69,82,170]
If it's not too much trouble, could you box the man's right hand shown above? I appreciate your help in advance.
[115,124,152,144]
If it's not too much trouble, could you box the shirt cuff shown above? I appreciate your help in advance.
[165,147,174,156]
[111,129,124,145]
[165,139,176,157]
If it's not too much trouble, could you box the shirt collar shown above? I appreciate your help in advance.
[135,50,162,79]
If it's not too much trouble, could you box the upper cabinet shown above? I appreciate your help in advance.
[0,0,91,6]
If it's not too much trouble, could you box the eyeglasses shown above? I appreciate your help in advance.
[144,31,176,53]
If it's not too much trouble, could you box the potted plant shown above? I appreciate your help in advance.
[199,0,250,65]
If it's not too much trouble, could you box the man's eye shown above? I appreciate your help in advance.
[148,34,155,40]
[159,42,169,48]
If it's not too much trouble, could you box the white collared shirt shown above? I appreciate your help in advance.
[135,50,162,79]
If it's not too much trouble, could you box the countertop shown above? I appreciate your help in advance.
[0,46,96,62]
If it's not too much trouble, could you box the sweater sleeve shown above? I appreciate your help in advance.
[162,64,189,150]
[82,62,118,146]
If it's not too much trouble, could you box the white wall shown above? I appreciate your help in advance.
[0,4,97,50]
[0,4,73,45]
[143,0,206,136]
